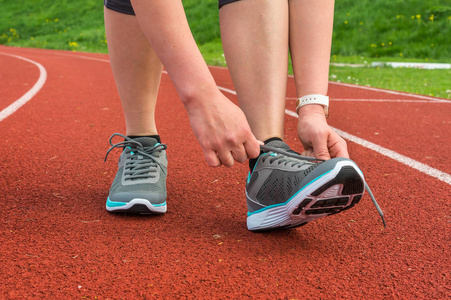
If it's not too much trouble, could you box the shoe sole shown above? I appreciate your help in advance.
[246,160,364,231]
[106,197,167,214]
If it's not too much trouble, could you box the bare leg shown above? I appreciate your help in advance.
[219,0,289,142]
[289,0,348,159]
[289,0,334,97]
[104,8,162,136]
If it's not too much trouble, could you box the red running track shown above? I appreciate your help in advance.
[1,46,450,299]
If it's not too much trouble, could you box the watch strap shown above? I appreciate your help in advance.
[296,94,329,117]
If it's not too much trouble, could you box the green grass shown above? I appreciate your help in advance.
[333,0,451,60]
[0,0,107,53]
[1,0,450,98]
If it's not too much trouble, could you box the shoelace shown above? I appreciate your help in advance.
[104,133,167,181]
[260,145,322,168]
[261,145,387,227]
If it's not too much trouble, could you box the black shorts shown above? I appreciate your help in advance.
[104,0,241,15]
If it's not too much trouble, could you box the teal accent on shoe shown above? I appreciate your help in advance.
[106,197,167,207]
[247,172,251,184]
[250,153,267,175]
[247,170,333,216]
[125,146,135,155]
[106,197,127,207]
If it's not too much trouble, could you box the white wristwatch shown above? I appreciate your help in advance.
[296,94,329,117]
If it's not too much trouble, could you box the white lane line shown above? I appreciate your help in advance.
[330,127,451,185]
[220,85,451,186]
[0,53,47,122]
[217,86,236,95]
[52,51,111,63]
[327,80,449,102]
[287,73,449,102]
[285,97,449,104]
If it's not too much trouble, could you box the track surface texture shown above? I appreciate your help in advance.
[1,46,450,299]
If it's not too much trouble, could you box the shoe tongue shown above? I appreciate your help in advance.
[264,140,291,151]
[131,137,158,148]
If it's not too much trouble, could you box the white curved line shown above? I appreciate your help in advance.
[0,53,47,122]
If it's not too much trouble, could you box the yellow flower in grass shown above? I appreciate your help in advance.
[429,15,434,21]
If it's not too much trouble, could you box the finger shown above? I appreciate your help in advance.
[204,150,222,167]
[335,147,349,158]
[217,150,235,168]
[312,137,331,160]
[335,147,350,159]
[330,137,350,158]
[231,144,248,164]
[244,137,262,159]
[301,148,315,158]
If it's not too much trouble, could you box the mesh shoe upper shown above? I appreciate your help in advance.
[246,140,322,213]
[105,134,168,205]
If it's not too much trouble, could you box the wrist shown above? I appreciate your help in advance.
[178,80,218,108]
[180,82,222,114]
[297,104,327,118]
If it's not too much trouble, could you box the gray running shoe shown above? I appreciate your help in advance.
[104,133,168,214]
[246,140,385,231]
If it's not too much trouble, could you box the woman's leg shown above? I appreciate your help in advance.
[104,7,163,136]
[219,0,289,142]
[289,0,334,97]
[289,0,348,159]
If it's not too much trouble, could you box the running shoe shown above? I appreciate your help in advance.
[104,133,168,214]
[246,140,385,231]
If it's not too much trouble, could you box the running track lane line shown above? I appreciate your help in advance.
[26,51,451,185]
[285,98,449,104]
[0,52,47,122]
[217,86,451,186]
